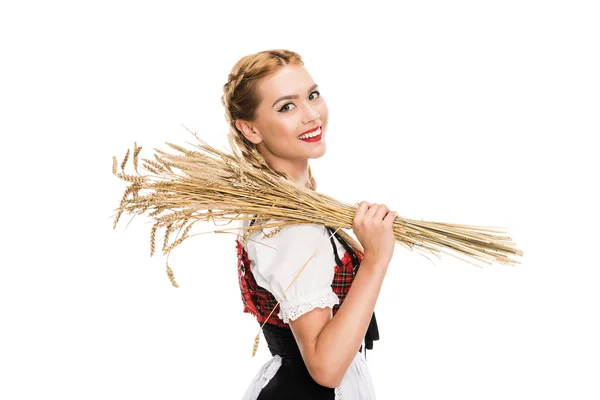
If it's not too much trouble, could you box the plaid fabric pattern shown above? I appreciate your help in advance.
[236,239,288,328]
[236,236,364,328]
[332,249,364,316]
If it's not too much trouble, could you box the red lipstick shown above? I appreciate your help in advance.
[298,125,322,142]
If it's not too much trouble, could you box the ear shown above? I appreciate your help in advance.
[235,119,263,145]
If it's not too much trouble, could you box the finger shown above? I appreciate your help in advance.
[364,203,380,219]
[374,204,390,221]
[353,201,370,225]
[354,201,370,217]
[384,211,397,225]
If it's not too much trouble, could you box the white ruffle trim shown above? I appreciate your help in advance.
[335,384,343,399]
[278,290,340,324]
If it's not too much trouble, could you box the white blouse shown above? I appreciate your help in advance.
[239,218,377,400]
[245,222,341,323]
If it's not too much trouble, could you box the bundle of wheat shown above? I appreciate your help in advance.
[112,133,522,291]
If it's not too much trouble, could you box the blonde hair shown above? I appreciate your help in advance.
[222,49,362,251]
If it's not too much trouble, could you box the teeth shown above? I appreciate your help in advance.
[298,127,321,140]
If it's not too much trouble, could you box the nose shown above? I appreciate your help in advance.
[303,103,320,124]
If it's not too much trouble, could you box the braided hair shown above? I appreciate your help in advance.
[222,49,362,251]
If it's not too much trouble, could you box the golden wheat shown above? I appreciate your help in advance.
[133,142,142,173]
[150,222,158,257]
[120,148,130,172]
[112,132,523,287]
[166,264,179,288]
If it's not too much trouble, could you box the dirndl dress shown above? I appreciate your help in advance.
[237,220,380,399]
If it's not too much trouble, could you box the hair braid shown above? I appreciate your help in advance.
[221,50,302,182]
[221,49,362,251]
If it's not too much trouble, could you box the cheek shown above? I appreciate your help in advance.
[277,116,302,138]
[318,102,329,122]
[318,108,328,134]
[263,117,298,145]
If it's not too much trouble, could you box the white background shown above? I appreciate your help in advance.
[1,0,599,399]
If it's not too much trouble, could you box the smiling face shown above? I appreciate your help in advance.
[236,64,328,165]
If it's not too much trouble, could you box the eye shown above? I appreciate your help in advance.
[278,103,295,113]
[277,91,321,113]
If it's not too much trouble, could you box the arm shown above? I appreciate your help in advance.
[290,202,397,388]
[290,255,388,388]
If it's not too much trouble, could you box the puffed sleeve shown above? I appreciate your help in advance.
[245,222,340,324]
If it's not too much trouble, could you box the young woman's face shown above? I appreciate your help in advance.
[244,64,328,162]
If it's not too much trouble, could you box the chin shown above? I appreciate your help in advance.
[309,148,326,159]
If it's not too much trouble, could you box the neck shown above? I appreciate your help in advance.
[261,152,310,188]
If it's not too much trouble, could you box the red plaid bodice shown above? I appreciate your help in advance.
[236,227,364,329]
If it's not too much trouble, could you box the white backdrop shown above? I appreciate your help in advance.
[1,0,599,399]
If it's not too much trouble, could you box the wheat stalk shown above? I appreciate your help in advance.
[112,131,523,287]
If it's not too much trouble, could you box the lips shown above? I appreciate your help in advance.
[297,125,323,142]
[299,131,322,142]
[299,125,320,136]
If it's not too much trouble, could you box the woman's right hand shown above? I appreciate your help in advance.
[352,201,397,268]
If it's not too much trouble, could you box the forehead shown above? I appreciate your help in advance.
[257,64,313,100]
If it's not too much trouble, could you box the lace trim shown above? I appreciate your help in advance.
[278,291,340,324]
[335,384,343,399]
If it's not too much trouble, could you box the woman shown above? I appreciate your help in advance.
[222,49,397,399]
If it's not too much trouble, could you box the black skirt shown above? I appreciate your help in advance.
[256,323,335,400]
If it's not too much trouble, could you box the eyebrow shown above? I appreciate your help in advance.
[271,83,319,107]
